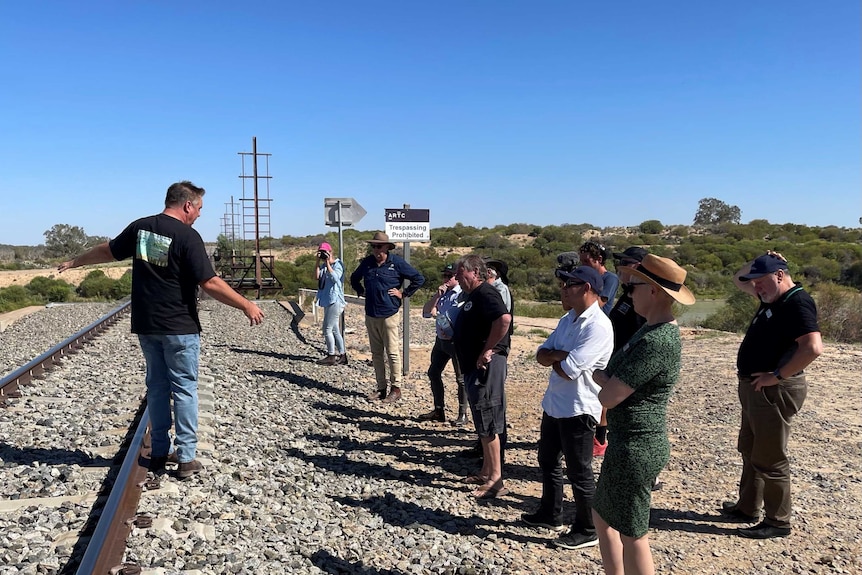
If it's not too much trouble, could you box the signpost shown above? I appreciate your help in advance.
[324,197,366,340]
[385,208,431,242]
[324,197,366,264]
[385,206,431,375]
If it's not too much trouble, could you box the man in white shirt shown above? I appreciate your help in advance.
[522,264,614,551]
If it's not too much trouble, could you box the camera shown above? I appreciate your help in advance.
[318,251,328,260]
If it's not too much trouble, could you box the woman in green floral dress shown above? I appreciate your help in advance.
[591,255,695,575]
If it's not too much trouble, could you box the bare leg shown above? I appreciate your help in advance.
[621,532,655,575]
[593,509,624,575]
[473,434,502,496]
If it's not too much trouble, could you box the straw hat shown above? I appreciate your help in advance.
[367,231,396,250]
[626,254,696,305]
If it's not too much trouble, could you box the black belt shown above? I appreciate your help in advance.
[737,371,803,379]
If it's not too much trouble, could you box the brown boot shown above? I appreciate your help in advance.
[176,459,203,480]
[337,353,349,365]
[418,408,445,422]
[381,387,402,403]
[316,354,338,366]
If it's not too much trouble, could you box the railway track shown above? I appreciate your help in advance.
[0,302,155,574]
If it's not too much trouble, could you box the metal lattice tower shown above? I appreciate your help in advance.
[215,137,283,298]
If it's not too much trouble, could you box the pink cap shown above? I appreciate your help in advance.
[318,242,332,251]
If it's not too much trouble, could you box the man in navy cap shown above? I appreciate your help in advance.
[521,262,613,551]
[419,263,467,424]
[722,252,822,539]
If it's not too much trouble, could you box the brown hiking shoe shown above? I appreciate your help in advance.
[418,409,445,422]
[176,459,203,480]
[367,389,387,401]
[381,387,402,403]
[316,355,339,366]
[337,353,349,365]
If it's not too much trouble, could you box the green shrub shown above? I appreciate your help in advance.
[110,270,133,299]
[701,290,758,333]
[813,283,862,343]
[77,270,116,299]
[26,276,74,302]
[0,285,41,312]
[639,220,664,234]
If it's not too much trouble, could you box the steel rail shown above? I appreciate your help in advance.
[0,300,131,401]
[75,408,151,575]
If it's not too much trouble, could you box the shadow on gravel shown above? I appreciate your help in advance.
[252,369,364,400]
[649,507,740,536]
[332,493,558,548]
[309,405,539,484]
[232,347,319,363]
[309,548,406,574]
[0,443,112,467]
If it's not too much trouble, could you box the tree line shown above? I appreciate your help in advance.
[2,198,860,341]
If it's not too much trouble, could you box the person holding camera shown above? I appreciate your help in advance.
[315,242,347,366]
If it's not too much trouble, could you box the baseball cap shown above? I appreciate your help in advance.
[612,246,648,263]
[738,253,789,281]
[555,265,604,292]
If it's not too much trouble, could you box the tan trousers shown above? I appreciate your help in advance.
[736,373,807,528]
[365,314,401,390]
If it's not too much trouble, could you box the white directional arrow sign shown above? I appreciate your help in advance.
[324,198,366,227]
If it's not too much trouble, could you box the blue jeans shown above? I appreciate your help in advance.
[138,334,200,464]
[322,303,346,355]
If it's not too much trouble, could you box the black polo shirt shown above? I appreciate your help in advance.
[736,284,819,376]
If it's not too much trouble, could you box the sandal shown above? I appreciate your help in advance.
[472,486,509,500]
[461,475,488,485]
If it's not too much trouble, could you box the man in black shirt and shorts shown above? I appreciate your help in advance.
[452,254,512,499]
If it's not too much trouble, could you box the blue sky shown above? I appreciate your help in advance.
[1,1,859,246]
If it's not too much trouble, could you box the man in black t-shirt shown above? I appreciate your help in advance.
[452,254,511,499]
[720,252,822,539]
[59,181,264,479]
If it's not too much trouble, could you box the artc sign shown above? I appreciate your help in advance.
[385,208,430,242]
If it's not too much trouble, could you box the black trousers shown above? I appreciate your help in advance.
[537,412,597,534]
[427,337,465,412]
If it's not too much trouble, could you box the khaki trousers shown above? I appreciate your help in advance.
[365,314,401,390]
[736,373,807,528]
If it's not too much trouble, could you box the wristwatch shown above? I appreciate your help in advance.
[772,368,784,381]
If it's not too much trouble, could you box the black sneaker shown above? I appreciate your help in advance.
[552,528,599,550]
[521,512,566,532]
[720,501,759,522]
[738,521,791,539]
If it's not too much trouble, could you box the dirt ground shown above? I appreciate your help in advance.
[336,303,862,574]
[3,264,859,572]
